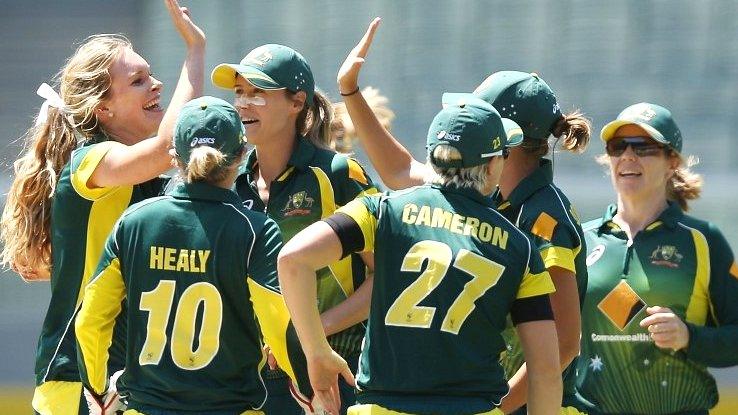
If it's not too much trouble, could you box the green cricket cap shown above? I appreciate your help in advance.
[600,102,683,152]
[174,96,245,164]
[211,44,315,106]
[427,93,522,168]
[474,71,563,140]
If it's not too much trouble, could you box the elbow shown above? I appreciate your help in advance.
[276,243,309,285]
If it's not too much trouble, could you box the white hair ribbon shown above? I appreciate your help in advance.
[36,83,67,126]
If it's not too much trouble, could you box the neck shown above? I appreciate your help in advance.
[613,192,669,239]
[254,136,296,183]
[498,150,540,199]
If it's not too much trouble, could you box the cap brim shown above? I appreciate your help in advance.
[502,118,523,147]
[211,63,284,90]
[600,120,667,145]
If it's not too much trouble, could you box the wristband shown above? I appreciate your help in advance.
[340,86,360,97]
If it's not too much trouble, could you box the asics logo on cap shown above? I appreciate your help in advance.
[190,137,216,147]
[552,102,561,114]
[437,130,460,141]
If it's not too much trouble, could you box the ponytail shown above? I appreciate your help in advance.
[0,108,79,279]
[0,34,129,280]
[552,109,591,154]
[295,89,333,149]
[667,153,702,211]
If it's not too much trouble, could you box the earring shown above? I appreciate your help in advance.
[108,113,114,118]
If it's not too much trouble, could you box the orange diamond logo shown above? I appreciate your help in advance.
[598,280,647,330]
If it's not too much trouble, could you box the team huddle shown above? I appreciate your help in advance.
[3,2,738,415]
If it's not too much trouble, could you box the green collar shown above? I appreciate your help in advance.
[497,159,554,209]
[168,182,242,205]
[430,183,491,206]
[241,135,316,176]
[599,201,683,233]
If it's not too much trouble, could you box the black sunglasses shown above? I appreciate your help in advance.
[605,136,666,157]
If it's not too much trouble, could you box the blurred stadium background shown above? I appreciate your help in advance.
[1,1,738,413]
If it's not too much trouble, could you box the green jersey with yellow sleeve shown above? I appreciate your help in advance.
[331,183,555,415]
[36,139,164,386]
[493,159,587,400]
[75,182,309,413]
[234,137,377,359]
[575,203,738,414]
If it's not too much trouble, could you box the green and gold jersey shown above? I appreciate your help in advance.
[235,137,377,358]
[334,184,555,414]
[75,182,309,413]
[575,203,738,414]
[492,159,587,399]
[36,139,164,386]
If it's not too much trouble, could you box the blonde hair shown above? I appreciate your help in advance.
[291,88,334,149]
[596,150,702,211]
[667,153,702,211]
[427,145,491,194]
[331,87,395,152]
[0,34,130,280]
[521,109,591,157]
[177,146,243,184]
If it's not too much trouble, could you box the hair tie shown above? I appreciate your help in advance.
[36,83,67,126]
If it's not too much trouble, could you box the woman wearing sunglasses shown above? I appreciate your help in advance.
[574,103,738,415]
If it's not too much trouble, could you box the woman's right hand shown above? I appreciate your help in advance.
[164,0,206,49]
[337,17,381,95]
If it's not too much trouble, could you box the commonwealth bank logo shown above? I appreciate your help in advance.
[598,280,646,331]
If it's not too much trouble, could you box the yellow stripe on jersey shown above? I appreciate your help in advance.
[32,381,83,415]
[247,278,300,388]
[685,227,715,325]
[75,257,126,395]
[730,261,738,280]
[347,158,370,186]
[540,246,576,273]
[310,166,337,218]
[77,186,133,306]
[336,199,377,252]
[277,166,295,182]
[310,166,356,297]
[516,269,555,299]
[70,141,117,201]
[645,221,663,231]
[530,212,557,242]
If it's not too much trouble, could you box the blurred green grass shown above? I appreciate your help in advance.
[2,386,738,414]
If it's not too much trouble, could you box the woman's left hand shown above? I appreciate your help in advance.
[639,306,690,351]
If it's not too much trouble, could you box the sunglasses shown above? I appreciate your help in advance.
[605,136,666,157]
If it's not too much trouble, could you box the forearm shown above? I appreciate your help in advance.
[278,258,332,357]
[685,323,738,367]
[157,46,205,150]
[526,368,562,415]
[321,274,372,336]
[343,93,424,189]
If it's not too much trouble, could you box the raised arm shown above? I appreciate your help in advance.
[337,18,427,189]
[89,0,205,188]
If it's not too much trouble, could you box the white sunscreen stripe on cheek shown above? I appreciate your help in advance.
[235,96,266,107]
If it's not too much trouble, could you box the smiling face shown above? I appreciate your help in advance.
[233,75,304,147]
[97,47,163,144]
[608,124,678,203]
